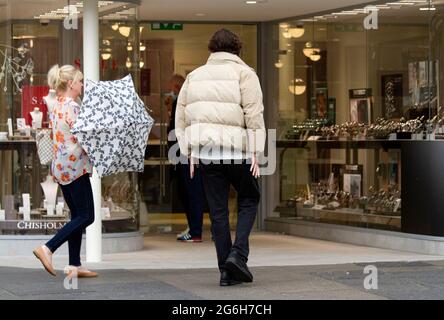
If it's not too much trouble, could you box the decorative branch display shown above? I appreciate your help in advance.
[0,43,34,94]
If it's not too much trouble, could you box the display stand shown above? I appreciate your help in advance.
[41,175,58,214]
[43,89,57,113]
[30,108,43,130]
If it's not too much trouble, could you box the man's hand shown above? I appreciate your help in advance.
[250,153,260,178]
[190,156,195,179]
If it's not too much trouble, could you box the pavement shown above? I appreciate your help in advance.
[1,232,444,300]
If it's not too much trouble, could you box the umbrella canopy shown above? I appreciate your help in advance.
[72,74,154,177]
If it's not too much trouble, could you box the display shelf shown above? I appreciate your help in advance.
[277,139,403,150]
[275,203,401,230]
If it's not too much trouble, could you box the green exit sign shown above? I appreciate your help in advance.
[151,23,183,31]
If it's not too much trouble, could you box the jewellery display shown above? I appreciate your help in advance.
[292,182,401,216]
[285,115,444,141]
[43,89,57,113]
[30,107,43,130]
[285,118,332,140]
[41,175,59,213]
[20,193,31,221]
[7,118,13,137]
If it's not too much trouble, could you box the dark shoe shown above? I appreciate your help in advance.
[224,251,253,283]
[177,233,202,242]
[220,270,242,287]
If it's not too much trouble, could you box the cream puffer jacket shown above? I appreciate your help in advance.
[175,52,266,158]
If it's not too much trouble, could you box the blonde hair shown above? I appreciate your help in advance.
[47,64,83,92]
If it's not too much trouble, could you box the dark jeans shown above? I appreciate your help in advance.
[200,161,260,271]
[46,174,95,267]
[178,163,204,237]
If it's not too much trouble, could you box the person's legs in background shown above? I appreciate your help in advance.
[177,163,205,242]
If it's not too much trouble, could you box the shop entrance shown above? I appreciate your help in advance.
[134,23,258,235]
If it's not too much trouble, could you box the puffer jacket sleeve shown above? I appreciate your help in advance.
[240,68,266,153]
[175,76,190,157]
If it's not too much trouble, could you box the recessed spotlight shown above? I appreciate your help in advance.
[246,1,257,4]
[419,6,436,11]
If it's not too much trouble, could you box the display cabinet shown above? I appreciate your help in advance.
[276,137,444,237]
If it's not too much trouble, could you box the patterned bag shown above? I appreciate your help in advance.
[36,129,53,165]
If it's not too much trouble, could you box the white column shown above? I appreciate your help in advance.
[83,0,102,263]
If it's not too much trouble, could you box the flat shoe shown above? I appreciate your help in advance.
[66,267,98,278]
[33,246,56,277]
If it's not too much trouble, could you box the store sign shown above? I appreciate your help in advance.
[17,221,67,230]
[21,85,49,127]
[151,23,183,31]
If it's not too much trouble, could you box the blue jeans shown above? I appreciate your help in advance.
[46,174,95,267]
[179,163,205,237]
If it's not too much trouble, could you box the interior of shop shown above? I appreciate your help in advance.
[273,0,444,235]
[0,0,258,236]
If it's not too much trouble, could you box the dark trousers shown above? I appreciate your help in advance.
[200,161,260,271]
[178,163,204,237]
[46,174,95,267]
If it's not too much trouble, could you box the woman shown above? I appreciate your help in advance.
[33,64,97,278]
[175,29,266,286]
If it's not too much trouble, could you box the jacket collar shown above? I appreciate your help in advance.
[207,52,249,67]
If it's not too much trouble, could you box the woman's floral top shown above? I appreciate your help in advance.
[50,96,92,185]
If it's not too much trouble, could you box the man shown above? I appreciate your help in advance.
[175,29,266,286]
[168,74,205,243]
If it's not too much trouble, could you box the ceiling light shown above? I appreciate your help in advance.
[112,23,119,30]
[118,26,131,37]
[246,1,257,4]
[127,43,133,51]
[140,42,146,51]
[303,42,318,57]
[101,53,111,60]
[126,57,132,69]
[139,61,144,68]
[310,53,321,62]
[288,79,306,95]
[274,60,284,68]
[288,25,305,38]
[282,31,292,39]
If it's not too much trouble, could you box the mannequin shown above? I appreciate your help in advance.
[43,89,57,113]
[30,107,43,130]
[41,175,58,213]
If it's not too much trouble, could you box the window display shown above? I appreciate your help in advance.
[271,0,444,235]
[0,21,141,236]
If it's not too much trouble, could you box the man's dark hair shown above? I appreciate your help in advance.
[208,28,243,56]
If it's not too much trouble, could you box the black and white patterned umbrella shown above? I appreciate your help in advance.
[72,74,154,177]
